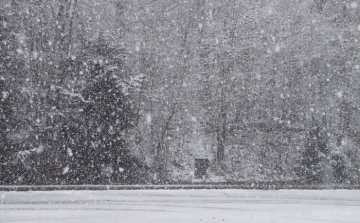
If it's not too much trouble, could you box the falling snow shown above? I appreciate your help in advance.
[0,0,359,191]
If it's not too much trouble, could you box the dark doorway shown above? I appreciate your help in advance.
[195,158,209,179]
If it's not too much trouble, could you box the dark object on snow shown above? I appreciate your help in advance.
[195,158,209,179]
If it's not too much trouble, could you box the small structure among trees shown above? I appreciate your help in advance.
[194,158,209,179]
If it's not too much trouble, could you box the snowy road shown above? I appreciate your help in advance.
[1,189,359,223]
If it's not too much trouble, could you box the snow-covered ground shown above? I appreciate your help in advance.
[1,189,359,223]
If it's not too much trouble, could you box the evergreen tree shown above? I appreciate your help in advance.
[0,9,13,183]
[61,34,145,184]
[297,119,329,183]
[331,153,347,183]
[80,60,133,183]
[0,75,10,183]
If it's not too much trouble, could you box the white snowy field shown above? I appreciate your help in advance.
[1,189,359,223]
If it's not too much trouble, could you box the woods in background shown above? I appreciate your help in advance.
[1,0,360,185]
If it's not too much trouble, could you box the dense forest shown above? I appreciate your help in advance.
[1,0,360,185]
